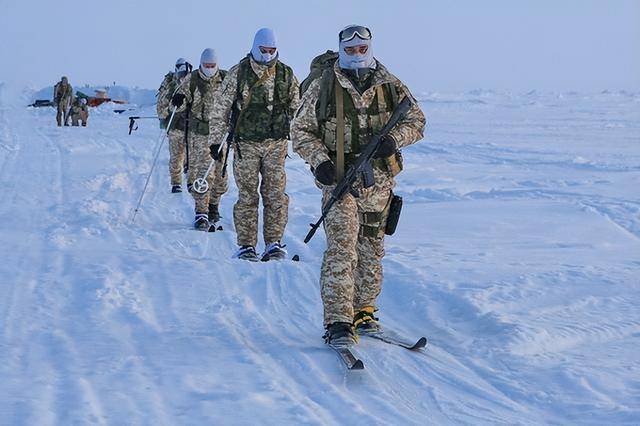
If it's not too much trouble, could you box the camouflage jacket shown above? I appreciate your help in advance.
[70,99,88,115]
[53,82,73,103]
[156,72,177,120]
[208,55,300,144]
[291,60,426,169]
[174,68,226,135]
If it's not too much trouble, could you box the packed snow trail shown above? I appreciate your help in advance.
[0,90,639,424]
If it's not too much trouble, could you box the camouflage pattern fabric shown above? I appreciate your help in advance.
[54,81,73,126]
[70,98,89,126]
[232,139,289,247]
[187,133,228,213]
[167,130,185,186]
[207,56,300,146]
[176,69,229,213]
[290,59,426,326]
[156,72,175,121]
[319,168,393,325]
[207,55,300,248]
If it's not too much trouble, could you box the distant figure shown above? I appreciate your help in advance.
[70,97,89,127]
[157,57,191,193]
[53,76,73,126]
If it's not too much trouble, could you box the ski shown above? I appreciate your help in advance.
[359,327,427,351]
[328,344,364,370]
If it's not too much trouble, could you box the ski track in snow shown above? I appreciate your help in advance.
[0,91,639,425]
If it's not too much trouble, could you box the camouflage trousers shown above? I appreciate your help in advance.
[188,133,228,214]
[167,129,186,186]
[320,168,394,326]
[232,139,289,247]
[56,100,71,126]
[71,111,88,127]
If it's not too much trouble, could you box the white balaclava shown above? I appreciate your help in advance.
[338,34,375,71]
[250,28,278,64]
[199,48,218,78]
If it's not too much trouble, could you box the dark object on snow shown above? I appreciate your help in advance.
[128,116,158,134]
[303,97,412,244]
[29,99,55,108]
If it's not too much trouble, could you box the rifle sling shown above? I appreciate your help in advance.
[335,79,345,181]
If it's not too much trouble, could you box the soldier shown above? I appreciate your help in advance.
[172,48,229,230]
[291,25,426,345]
[53,76,73,126]
[208,28,300,261]
[70,97,89,126]
[157,58,191,193]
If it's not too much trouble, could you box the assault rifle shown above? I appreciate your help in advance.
[304,96,411,244]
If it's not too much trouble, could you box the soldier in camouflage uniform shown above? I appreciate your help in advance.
[172,48,229,231]
[70,97,89,126]
[157,58,191,193]
[53,76,73,126]
[291,25,425,345]
[208,28,300,260]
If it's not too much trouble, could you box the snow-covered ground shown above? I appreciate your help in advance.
[0,87,639,425]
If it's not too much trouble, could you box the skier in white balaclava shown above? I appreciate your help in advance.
[199,48,219,78]
[250,27,278,64]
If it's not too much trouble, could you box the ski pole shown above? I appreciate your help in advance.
[130,106,178,223]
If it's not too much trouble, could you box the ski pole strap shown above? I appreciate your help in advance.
[335,80,345,181]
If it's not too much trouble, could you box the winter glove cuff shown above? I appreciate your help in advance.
[313,160,336,186]
[373,135,397,159]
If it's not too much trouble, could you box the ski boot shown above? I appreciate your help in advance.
[171,185,182,193]
[324,322,358,347]
[353,306,380,334]
[194,213,209,231]
[261,241,287,262]
[234,245,259,262]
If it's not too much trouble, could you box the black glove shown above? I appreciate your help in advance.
[210,144,221,160]
[373,135,397,159]
[314,160,336,185]
[171,93,186,107]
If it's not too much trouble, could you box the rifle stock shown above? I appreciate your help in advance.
[303,96,411,244]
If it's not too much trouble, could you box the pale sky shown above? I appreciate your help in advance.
[1,0,638,93]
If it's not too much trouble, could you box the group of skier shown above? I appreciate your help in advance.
[53,76,89,127]
[156,25,425,346]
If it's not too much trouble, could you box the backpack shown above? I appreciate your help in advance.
[299,50,338,96]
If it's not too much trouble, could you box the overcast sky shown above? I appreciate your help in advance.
[1,0,638,93]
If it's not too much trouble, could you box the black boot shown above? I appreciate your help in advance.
[234,245,259,262]
[194,213,209,231]
[171,185,182,193]
[260,241,287,262]
[208,203,220,223]
[324,322,358,347]
[353,307,379,334]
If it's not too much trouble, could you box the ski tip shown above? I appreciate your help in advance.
[351,359,365,370]
[410,337,428,350]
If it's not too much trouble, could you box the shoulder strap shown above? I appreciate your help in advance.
[317,68,335,122]
[335,79,345,181]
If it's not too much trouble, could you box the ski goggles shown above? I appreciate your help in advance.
[339,25,372,42]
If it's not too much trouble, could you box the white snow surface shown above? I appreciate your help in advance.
[1,88,639,425]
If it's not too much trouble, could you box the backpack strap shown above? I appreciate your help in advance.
[317,68,335,123]
[335,78,345,181]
